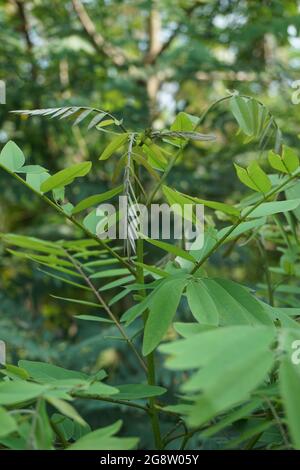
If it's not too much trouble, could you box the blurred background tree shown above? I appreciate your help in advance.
[1,0,300,448]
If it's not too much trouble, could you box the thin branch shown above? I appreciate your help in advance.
[72,391,186,422]
[71,0,127,66]
[71,391,148,413]
[11,0,38,82]
[144,2,199,65]
[64,250,148,374]
[257,238,274,306]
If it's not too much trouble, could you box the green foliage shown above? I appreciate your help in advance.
[161,325,276,427]
[40,162,92,193]
[2,1,300,447]
[234,161,272,193]
[0,141,25,171]
[142,276,188,355]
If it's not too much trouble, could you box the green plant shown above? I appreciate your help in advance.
[0,94,300,450]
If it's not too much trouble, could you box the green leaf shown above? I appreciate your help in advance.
[87,112,106,130]
[141,235,195,262]
[143,276,187,355]
[0,141,25,171]
[161,131,215,141]
[67,420,138,450]
[134,262,168,278]
[268,146,299,174]
[1,234,62,255]
[202,399,262,438]
[89,268,129,279]
[51,413,90,441]
[224,419,273,449]
[81,381,118,396]
[113,384,167,400]
[100,274,135,292]
[72,185,123,214]
[268,151,288,173]
[171,112,195,133]
[132,152,161,181]
[161,325,274,370]
[61,202,74,215]
[46,397,86,427]
[3,364,30,380]
[249,99,261,137]
[83,209,103,233]
[244,199,300,218]
[234,161,271,193]
[41,162,92,192]
[285,181,300,221]
[190,196,239,217]
[19,360,88,384]
[99,134,128,161]
[97,118,116,128]
[38,269,91,290]
[0,381,47,405]
[142,143,167,170]
[72,109,93,126]
[174,322,215,337]
[167,112,197,146]
[217,217,266,241]
[121,294,154,326]
[186,279,219,325]
[0,407,17,437]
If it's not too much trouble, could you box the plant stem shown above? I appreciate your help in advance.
[145,97,232,206]
[132,147,163,449]
[65,250,147,374]
[136,237,162,449]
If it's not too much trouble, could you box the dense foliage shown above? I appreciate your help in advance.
[1,0,300,451]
